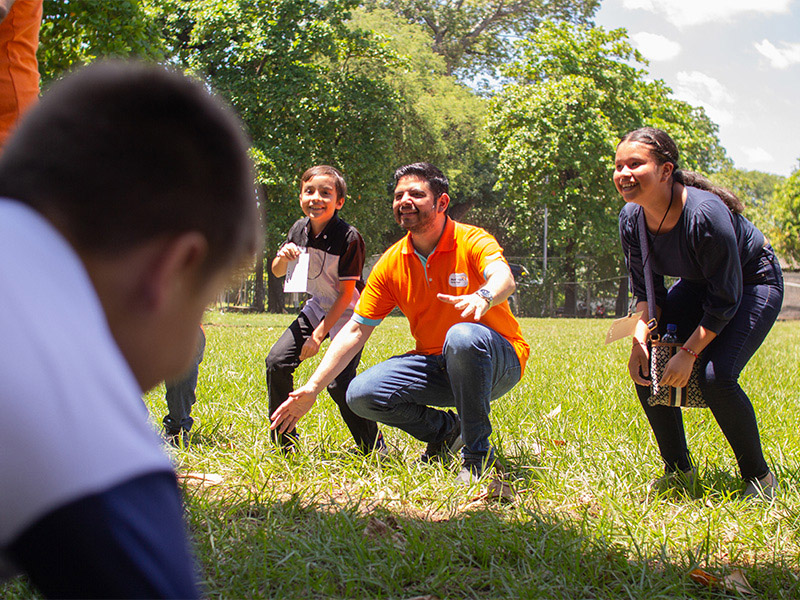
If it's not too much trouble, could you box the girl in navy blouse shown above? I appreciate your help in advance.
[616,127,783,500]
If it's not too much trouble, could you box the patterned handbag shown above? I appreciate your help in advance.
[637,208,708,408]
[648,341,707,408]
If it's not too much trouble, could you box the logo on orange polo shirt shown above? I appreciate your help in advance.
[449,273,468,287]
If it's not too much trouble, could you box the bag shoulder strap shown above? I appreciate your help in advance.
[637,207,659,339]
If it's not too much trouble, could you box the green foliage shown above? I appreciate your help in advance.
[147,0,405,254]
[487,23,642,298]
[711,167,785,241]
[489,73,617,248]
[364,0,600,79]
[771,166,800,265]
[487,22,730,310]
[349,8,498,234]
[39,0,165,84]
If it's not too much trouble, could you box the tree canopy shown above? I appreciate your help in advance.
[711,167,784,239]
[35,1,792,315]
[39,0,164,84]
[771,166,800,265]
[364,0,600,79]
[487,21,729,313]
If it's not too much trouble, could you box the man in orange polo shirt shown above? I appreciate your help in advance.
[272,162,529,483]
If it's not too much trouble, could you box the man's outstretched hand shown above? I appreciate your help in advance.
[270,386,317,434]
[437,292,490,321]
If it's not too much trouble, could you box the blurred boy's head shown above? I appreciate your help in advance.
[0,61,261,387]
[0,60,259,276]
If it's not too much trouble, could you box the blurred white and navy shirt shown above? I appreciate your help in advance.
[0,198,197,598]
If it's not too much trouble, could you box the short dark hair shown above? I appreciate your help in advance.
[393,162,449,199]
[301,165,346,200]
[0,60,260,272]
[618,127,743,214]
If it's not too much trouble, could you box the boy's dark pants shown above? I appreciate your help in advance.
[266,312,379,450]
[163,328,205,434]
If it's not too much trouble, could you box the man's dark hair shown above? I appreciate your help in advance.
[393,162,449,200]
[0,60,259,273]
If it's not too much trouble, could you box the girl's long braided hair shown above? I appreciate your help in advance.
[619,127,744,214]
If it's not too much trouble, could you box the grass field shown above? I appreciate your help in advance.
[4,313,799,598]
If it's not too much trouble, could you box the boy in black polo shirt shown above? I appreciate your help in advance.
[266,165,383,453]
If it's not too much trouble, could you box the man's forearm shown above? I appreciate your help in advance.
[306,319,373,392]
[482,262,516,305]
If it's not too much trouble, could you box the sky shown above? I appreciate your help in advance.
[595,0,800,177]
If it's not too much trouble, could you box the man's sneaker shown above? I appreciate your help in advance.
[420,411,463,463]
[456,449,496,486]
[743,471,777,501]
[648,467,696,493]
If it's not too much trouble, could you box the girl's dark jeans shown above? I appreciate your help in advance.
[635,245,783,480]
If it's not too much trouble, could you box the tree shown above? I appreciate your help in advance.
[710,167,784,241]
[364,0,600,78]
[148,0,408,311]
[39,0,164,84]
[771,165,800,266]
[487,21,728,315]
[349,8,500,243]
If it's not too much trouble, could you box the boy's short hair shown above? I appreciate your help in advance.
[0,60,260,274]
[393,162,449,200]
[301,165,347,201]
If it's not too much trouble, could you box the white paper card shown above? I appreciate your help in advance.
[283,252,309,293]
[605,310,643,345]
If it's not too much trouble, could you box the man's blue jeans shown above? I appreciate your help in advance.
[346,322,521,460]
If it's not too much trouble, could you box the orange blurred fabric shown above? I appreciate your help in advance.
[0,0,42,150]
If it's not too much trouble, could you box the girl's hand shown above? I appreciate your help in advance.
[628,341,650,386]
[660,351,695,388]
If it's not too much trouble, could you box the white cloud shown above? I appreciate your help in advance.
[672,71,735,125]
[754,39,800,69]
[621,0,653,8]
[631,32,681,61]
[621,0,791,27]
[741,146,775,164]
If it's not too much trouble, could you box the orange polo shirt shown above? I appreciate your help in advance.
[354,218,529,374]
[0,0,42,149]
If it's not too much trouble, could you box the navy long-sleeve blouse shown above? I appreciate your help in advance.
[619,186,765,333]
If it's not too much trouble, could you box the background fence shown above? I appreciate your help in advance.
[217,255,800,320]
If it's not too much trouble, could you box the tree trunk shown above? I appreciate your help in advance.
[251,248,265,312]
[251,185,267,312]
[267,270,284,313]
[615,276,628,317]
[562,238,577,316]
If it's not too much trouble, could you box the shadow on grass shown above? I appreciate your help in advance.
[175,474,800,600]
[2,463,797,600]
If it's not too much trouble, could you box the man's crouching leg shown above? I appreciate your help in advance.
[442,323,521,483]
[346,354,456,449]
